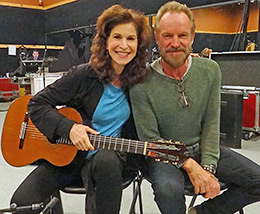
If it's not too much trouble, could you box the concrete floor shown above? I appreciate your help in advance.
[0,100,260,214]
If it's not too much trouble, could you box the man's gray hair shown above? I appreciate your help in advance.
[154,1,195,34]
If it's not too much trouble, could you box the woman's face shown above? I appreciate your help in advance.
[106,22,138,74]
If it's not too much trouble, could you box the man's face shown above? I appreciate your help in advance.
[155,12,195,69]
[32,51,39,60]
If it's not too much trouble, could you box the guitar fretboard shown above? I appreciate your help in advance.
[56,134,147,155]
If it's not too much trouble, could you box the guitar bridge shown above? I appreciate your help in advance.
[19,112,29,149]
[19,122,27,140]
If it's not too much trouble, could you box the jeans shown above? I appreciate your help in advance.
[143,146,260,214]
[11,150,139,214]
[10,160,82,214]
[82,150,125,214]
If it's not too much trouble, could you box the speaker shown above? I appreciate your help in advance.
[220,90,243,148]
[210,51,260,88]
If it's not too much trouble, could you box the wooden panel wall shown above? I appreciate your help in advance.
[193,3,259,34]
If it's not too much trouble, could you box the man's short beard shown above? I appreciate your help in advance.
[158,45,192,69]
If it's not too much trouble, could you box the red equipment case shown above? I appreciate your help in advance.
[220,87,260,139]
[0,77,20,99]
[242,91,260,133]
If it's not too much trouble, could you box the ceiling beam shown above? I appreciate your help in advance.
[0,0,78,10]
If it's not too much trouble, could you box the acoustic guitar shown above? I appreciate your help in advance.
[1,95,189,167]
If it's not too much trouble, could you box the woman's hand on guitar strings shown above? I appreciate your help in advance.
[69,124,99,151]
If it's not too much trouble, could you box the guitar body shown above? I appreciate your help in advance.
[1,95,81,167]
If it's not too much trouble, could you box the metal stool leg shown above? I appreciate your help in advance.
[188,195,198,208]
[128,173,144,214]
[137,176,143,214]
[128,183,138,214]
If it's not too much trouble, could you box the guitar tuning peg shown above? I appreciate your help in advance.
[155,159,160,162]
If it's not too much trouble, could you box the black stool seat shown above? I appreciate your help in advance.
[62,178,134,194]
[184,180,228,196]
[62,185,86,194]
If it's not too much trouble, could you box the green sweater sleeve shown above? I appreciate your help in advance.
[200,60,221,167]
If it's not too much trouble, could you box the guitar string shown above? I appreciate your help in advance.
[22,125,182,163]
[24,125,178,152]
[24,130,147,152]
[24,124,177,149]
[24,124,184,159]
[23,124,148,151]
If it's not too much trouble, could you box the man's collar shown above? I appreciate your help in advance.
[151,57,166,76]
[151,56,192,79]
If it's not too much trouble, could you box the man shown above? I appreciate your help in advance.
[32,50,40,60]
[130,1,260,214]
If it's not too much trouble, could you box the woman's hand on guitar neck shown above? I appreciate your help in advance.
[69,124,99,151]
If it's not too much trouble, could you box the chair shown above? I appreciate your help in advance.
[60,171,143,214]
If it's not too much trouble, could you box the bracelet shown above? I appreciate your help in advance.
[209,174,218,181]
[202,165,216,175]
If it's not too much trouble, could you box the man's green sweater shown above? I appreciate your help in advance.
[130,57,221,167]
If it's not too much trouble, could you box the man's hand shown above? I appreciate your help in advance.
[183,158,220,199]
[69,124,99,151]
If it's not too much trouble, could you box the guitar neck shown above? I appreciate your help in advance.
[57,134,147,155]
[90,134,147,155]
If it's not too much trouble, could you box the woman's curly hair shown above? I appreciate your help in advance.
[89,4,152,87]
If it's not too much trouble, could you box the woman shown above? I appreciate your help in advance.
[11,4,151,214]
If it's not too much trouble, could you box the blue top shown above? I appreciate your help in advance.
[87,83,130,158]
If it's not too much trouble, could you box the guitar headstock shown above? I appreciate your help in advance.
[146,140,189,165]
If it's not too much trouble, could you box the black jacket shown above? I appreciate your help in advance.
[28,63,137,147]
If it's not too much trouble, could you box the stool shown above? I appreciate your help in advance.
[60,171,143,214]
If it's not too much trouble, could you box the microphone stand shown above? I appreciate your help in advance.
[0,197,59,214]
[0,202,44,213]
[39,48,48,88]
[39,197,59,214]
